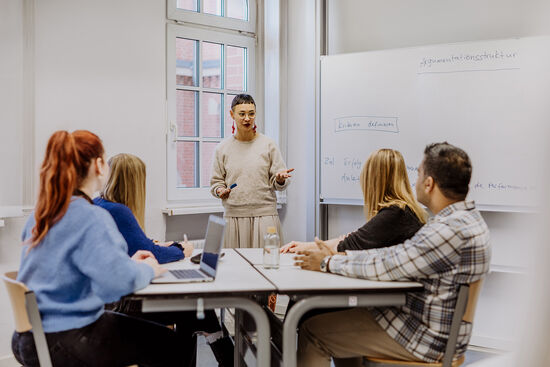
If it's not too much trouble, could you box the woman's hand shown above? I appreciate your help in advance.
[216,187,231,199]
[275,168,295,184]
[280,241,316,253]
[182,239,194,258]
[132,251,166,277]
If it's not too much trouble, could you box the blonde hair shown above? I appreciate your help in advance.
[102,153,147,230]
[360,149,427,224]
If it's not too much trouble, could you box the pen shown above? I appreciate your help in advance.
[229,183,237,189]
[184,234,188,242]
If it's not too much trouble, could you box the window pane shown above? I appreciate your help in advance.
[202,42,222,89]
[176,38,198,87]
[177,0,198,12]
[177,141,198,188]
[225,94,237,137]
[203,0,222,16]
[176,90,198,137]
[227,0,248,20]
[201,142,219,187]
[226,46,246,91]
[201,92,222,138]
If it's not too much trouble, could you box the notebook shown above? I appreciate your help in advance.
[151,215,225,284]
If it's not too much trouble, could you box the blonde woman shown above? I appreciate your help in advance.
[282,149,426,253]
[95,153,234,366]
[94,153,193,263]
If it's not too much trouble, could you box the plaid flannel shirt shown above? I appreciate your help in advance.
[329,200,491,362]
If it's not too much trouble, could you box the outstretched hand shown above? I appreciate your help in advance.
[276,168,295,184]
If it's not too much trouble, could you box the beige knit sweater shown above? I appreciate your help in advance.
[210,134,289,217]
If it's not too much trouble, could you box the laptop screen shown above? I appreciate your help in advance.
[199,215,225,278]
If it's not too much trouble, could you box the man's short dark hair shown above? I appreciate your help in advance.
[231,94,256,110]
[423,142,472,200]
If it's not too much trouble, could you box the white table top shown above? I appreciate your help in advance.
[134,249,276,296]
[235,248,295,266]
[236,248,422,293]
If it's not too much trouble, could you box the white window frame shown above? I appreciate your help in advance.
[166,24,256,203]
[167,0,256,33]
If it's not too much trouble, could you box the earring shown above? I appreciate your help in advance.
[232,121,235,134]
[253,124,257,132]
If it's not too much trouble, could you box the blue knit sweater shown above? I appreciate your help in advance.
[18,197,154,333]
[93,197,185,264]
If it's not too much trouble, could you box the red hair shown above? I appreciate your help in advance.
[30,130,104,248]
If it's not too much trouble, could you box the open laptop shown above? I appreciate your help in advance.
[152,215,225,284]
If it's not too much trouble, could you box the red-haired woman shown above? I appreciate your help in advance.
[11,131,188,366]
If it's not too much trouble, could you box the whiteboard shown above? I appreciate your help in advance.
[320,36,550,210]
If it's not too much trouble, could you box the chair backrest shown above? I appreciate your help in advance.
[2,271,32,332]
[462,279,482,323]
[441,279,484,367]
[2,271,53,367]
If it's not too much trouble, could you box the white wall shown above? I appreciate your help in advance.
[279,0,317,243]
[0,0,168,360]
[325,0,550,350]
[34,0,167,240]
[0,0,23,207]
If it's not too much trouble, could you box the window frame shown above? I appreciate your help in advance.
[166,24,256,203]
[167,0,256,33]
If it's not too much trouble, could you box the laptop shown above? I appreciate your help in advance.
[152,215,225,284]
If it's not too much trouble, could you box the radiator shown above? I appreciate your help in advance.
[187,238,205,249]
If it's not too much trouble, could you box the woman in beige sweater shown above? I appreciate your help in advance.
[210,94,293,248]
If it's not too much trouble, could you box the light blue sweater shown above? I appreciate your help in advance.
[18,197,154,333]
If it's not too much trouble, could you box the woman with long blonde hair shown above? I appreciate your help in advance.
[282,148,426,253]
[94,153,192,263]
[95,153,234,367]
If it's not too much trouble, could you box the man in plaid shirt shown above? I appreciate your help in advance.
[296,142,491,366]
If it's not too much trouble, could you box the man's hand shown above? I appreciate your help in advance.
[294,237,336,271]
[275,168,294,184]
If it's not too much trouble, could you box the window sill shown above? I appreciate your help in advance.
[162,203,284,216]
[0,206,33,227]
[162,204,225,216]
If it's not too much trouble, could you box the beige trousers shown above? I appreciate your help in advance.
[298,308,422,367]
[223,215,283,248]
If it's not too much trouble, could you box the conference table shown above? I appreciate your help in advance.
[129,249,276,366]
[234,248,423,367]
[130,248,423,367]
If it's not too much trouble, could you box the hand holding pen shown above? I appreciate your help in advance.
[216,183,237,200]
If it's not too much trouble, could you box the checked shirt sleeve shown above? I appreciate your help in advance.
[329,220,464,281]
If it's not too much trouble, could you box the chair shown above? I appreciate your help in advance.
[2,271,53,367]
[364,280,483,367]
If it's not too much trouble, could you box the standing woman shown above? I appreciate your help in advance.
[211,94,294,248]
[12,130,187,366]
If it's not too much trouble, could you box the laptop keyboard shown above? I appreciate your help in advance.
[170,269,206,279]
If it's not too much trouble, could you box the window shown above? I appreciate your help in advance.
[166,25,255,202]
[167,0,255,33]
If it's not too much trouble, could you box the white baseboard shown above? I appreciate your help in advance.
[470,334,513,351]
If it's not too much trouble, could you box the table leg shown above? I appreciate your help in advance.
[282,293,406,367]
[142,297,270,366]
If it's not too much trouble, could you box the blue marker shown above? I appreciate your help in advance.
[229,183,237,189]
